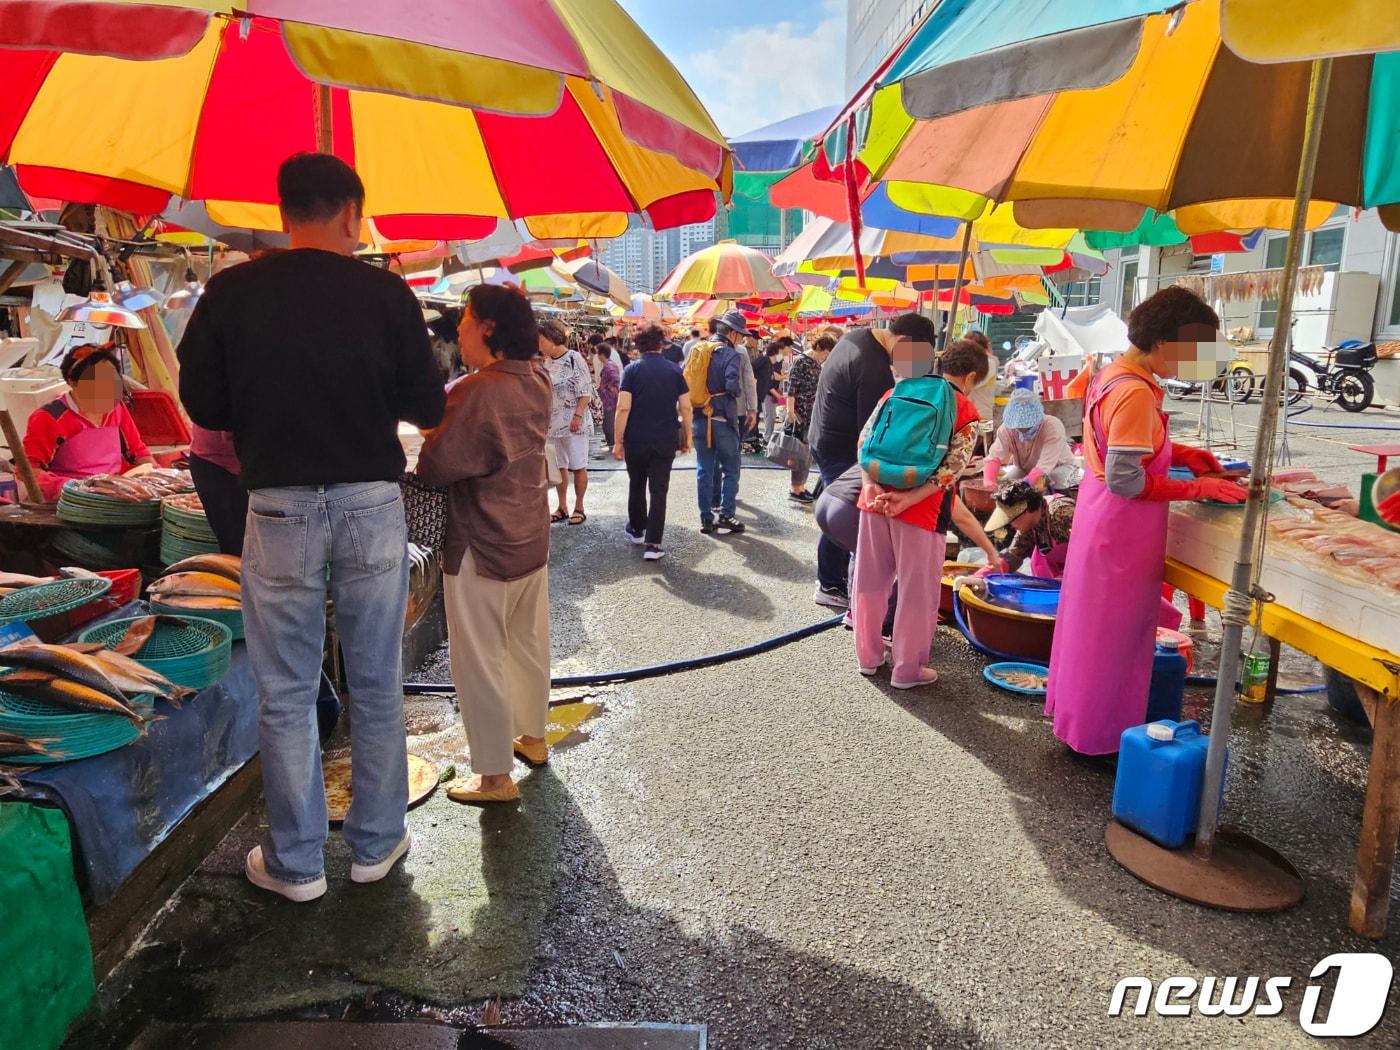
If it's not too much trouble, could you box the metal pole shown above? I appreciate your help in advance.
[1195,57,1332,858]
[941,221,973,350]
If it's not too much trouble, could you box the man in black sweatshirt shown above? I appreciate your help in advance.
[805,313,936,607]
[178,153,445,903]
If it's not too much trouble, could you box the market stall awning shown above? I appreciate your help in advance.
[0,1,732,239]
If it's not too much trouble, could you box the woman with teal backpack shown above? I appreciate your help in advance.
[852,340,989,689]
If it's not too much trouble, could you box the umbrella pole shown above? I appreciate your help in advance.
[941,222,973,351]
[315,83,333,153]
[1194,57,1333,859]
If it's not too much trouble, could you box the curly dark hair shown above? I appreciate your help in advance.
[1128,286,1219,352]
[963,329,991,352]
[939,339,992,382]
[811,335,836,353]
[995,479,1045,515]
[467,284,538,361]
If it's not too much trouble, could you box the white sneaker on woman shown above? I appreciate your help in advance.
[891,668,939,690]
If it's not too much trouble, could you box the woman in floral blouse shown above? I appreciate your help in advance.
[594,343,621,450]
[784,334,836,503]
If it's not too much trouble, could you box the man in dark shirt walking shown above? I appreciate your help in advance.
[805,313,936,608]
[179,153,446,902]
[613,326,692,560]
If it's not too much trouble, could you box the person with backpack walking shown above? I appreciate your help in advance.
[852,340,990,689]
[613,326,692,560]
[684,310,750,535]
[806,314,935,608]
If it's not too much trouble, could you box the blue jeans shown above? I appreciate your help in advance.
[694,417,740,524]
[814,452,855,593]
[243,481,410,883]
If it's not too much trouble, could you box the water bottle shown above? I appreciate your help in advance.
[1145,639,1187,724]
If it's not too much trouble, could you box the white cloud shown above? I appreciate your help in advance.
[677,1,846,137]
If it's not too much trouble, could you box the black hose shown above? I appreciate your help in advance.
[403,614,846,693]
[1185,673,1325,695]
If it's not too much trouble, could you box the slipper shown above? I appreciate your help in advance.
[550,509,568,524]
[568,511,587,525]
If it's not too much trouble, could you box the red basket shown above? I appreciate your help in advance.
[27,568,142,642]
[128,390,191,447]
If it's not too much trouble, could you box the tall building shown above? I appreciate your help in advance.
[847,0,934,93]
[596,217,719,295]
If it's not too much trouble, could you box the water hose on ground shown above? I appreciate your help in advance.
[403,614,846,693]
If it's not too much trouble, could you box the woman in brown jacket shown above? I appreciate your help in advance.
[417,284,553,804]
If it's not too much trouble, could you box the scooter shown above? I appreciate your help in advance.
[1284,339,1377,412]
[1162,362,1258,404]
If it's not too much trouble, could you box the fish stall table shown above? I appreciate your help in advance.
[1164,498,1400,938]
[10,602,261,978]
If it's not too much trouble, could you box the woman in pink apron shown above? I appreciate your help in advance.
[1045,288,1246,756]
[22,346,153,501]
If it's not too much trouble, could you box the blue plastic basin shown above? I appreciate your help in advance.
[983,574,1061,612]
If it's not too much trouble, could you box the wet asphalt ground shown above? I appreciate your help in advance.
[73,403,1400,1049]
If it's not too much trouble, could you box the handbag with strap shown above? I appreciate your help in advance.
[766,428,810,471]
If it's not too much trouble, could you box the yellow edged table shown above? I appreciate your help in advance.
[1165,558,1400,939]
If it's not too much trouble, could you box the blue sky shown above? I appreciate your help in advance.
[620,0,847,137]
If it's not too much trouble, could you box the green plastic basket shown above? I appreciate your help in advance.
[56,481,161,527]
[149,599,243,642]
[0,688,146,763]
[0,576,112,625]
[79,615,232,690]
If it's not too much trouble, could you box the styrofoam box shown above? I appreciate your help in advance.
[1167,504,1400,657]
[0,368,66,452]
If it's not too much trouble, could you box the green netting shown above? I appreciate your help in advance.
[0,688,145,763]
[0,804,95,1050]
[79,615,232,690]
[149,600,244,642]
[0,576,111,625]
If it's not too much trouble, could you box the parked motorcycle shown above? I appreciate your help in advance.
[1284,339,1377,412]
[1162,362,1257,404]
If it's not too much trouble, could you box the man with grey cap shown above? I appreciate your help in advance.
[691,309,751,535]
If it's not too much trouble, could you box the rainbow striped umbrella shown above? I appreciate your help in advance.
[655,241,793,301]
[0,1,730,240]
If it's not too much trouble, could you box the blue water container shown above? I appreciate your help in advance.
[1013,374,1038,392]
[1112,720,1219,848]
[1145,640,1187,724]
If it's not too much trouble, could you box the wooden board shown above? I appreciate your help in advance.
[323,752,438,825]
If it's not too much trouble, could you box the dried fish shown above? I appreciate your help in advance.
[0,731,57,757]
[151,594,241,611]
[149,572,241,601]
[1,671,145,723]
[161,554,241,583]
[113,616,157,657]
[0,643,129,703]
[993,669,1048,690]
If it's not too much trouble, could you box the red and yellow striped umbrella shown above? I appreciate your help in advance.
[655,240,793,301]
[0,0,730,239]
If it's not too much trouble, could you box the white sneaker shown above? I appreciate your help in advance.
[350,828,412,884]
[245,846,326,902]
[891,668,939,690]
[623,524,645,545]
[643,544,665,561]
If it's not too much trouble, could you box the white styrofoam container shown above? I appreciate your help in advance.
[1166,504,1400,656]
[0,368,66,453]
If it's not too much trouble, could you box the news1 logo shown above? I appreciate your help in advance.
[1108,954,1393,1037]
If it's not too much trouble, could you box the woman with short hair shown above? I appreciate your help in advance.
[417,284,554,804]
[537,318,593,525]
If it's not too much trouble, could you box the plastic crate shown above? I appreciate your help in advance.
[26,568,141,642]
[128,390,191,447]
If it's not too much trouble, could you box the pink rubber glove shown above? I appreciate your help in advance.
[1026,467,1045,487]
[982,458,1002,486]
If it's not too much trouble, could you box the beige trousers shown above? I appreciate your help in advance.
[443,549,551,776]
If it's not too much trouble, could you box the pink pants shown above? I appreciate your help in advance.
[852,509,947,681]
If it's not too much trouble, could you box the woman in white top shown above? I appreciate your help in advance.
[539,318,594,524]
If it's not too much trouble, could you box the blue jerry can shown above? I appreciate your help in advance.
[1112,720,1221,849]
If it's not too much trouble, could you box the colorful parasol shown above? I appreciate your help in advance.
[0,1,731,240]
[561,258,630,309]
[655,240,794,302]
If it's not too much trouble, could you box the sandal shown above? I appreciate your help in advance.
[568,511,587,525]
[550,509,568,524]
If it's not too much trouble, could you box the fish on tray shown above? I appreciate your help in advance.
[994,669,1048,690]
[149,572,241,601]
[161,554,241,584]
[0,731,57,757]
[0,670,146,723]
[0,643,130,703]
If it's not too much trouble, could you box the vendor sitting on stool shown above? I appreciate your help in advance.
[987,481,1075,578]
[23,345,154,501]
[983,387,1081,493]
